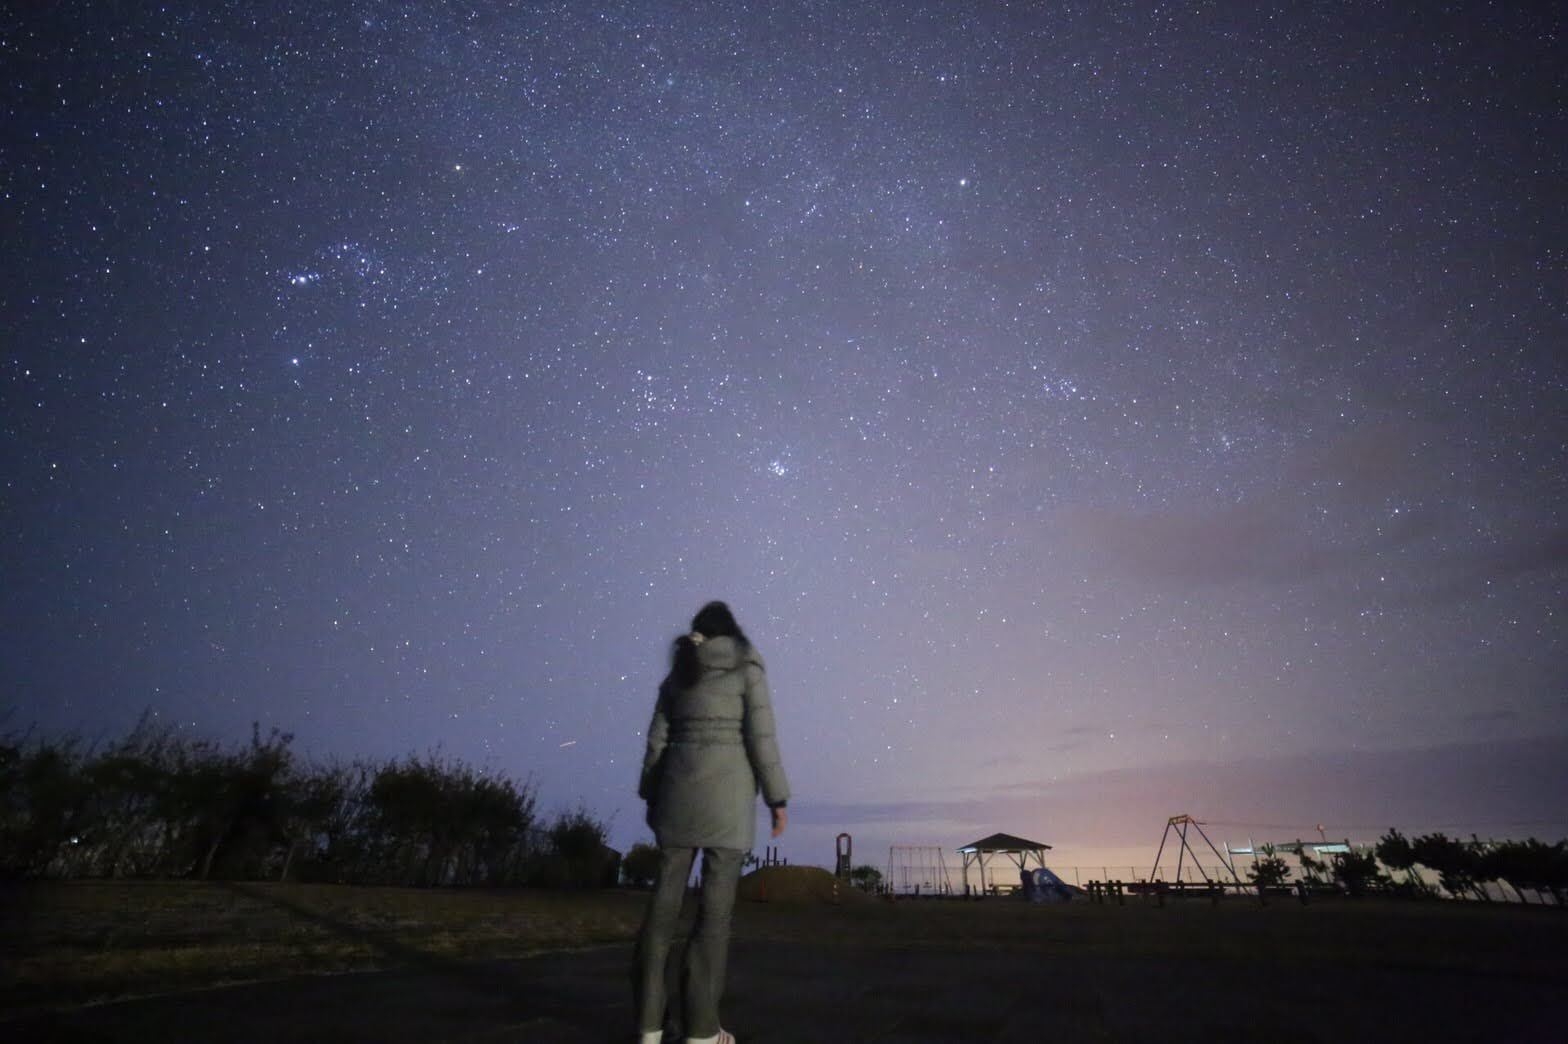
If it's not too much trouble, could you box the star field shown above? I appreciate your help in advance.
[4,2,1565,864]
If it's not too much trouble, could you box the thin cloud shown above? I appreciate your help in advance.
[792,734,1568,846]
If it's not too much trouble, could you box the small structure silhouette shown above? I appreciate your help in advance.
[1020,865,1077,903]
[957,833,1052,895]
[834,833,852,879]
[1150,814,1242,885]
[886,844,956,895]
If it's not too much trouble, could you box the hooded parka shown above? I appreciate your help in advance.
[638,636,789,851]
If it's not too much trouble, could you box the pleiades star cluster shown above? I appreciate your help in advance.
[4,2,1564,857]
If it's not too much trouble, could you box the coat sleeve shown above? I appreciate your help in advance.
[741,661,790,808]
[638,684,671,802]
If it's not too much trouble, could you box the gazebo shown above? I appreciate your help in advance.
[957,832,1052,895]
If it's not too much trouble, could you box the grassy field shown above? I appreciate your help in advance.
[1,880,646,1012]
[4,878,1565,1017]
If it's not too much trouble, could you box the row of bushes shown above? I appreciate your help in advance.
[1246,829,1568,903]
[0,716,616,887]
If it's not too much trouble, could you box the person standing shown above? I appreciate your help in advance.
[634,601,790,1044]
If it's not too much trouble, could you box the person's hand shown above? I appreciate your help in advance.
[770,806,788,838]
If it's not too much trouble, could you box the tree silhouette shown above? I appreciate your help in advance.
[622,842,660,888]
[0,733,92,878]
[1294,842,1329,887]
[1481,838,1568,905]
[1247,844,1291,890]
[1375,828,1422,893]
[1410,833,1483,900]
[183,725,295,880]
[849,864,884,893]
[84,718,185,877]
[547,806,613,887]
[1329,848,1384,896]
[366,754,533,886]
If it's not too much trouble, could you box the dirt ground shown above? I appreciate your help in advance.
[4,882,1566,1042]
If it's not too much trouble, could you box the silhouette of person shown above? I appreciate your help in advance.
[634,601,790,1044]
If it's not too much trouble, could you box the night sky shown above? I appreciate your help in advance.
[5,2,1565,873]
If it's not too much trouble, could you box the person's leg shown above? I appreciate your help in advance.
[634,847,697,1037]
[682,847,745,1039]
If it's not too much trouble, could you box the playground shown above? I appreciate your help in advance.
[7,822,1566,1040]
[6,877,1567,1042]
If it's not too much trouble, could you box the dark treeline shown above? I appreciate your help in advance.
[1371,828,1568,904]
[1244,830,1568,904]
[0,715,617,887]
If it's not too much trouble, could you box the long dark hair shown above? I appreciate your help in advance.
[668,600,750,689]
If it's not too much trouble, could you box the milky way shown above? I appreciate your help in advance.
[4,2,1564,866]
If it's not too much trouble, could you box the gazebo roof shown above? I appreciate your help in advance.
[957,832,1052,853]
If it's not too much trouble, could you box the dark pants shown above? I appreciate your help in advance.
[634,846,745,1038]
